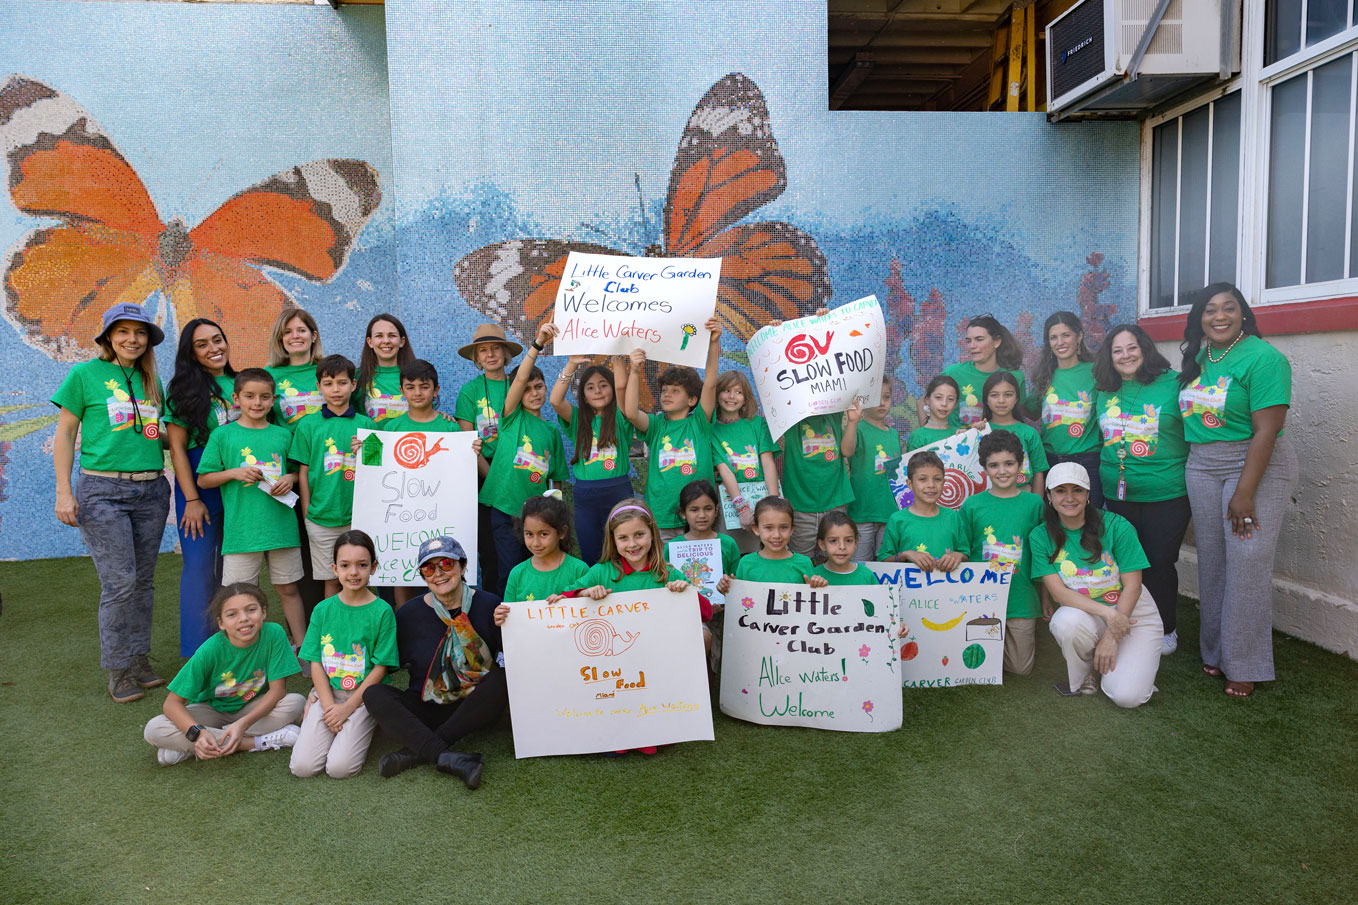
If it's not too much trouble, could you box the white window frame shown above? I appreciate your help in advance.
[1139,0,1358,316]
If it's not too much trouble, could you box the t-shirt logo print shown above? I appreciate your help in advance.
[800,424,836,460]
[512,435,550,482]
[1179,376,1231,428]
[475,398,499,440]
[722,440,759,477]
[981,526,1022,571]
[1042,388,1092,437]
[215,668,266,703]
[658,435,697,475]
[278,380,323,423]
[1100,397,1161,456]
[1056,549,1123,603]
[321,634,367,690]
[103,379,160,439]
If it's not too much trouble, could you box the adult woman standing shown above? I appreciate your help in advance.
[51,303,171,703]
[165,318,238,656]
[354,313,415,425]
[1030,463,1162,708]
[365,536,504,787]
[1178,284,1296,697]
[1093,324,1190,655]
[1031,311,1103,507]
[938,315,1027,428]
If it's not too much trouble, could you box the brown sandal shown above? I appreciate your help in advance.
[1224,680,1254,698]
[1202,665,1224,677]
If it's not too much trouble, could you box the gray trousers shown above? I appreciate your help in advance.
[1185,436,1298,682]
[76,473,171,670]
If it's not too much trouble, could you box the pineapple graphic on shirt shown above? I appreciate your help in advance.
[959,383,981,424]
[981,525,1023,572]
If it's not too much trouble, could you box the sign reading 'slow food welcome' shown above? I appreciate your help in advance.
[551,251,720,368]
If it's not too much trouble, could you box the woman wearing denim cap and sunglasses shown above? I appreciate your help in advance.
[363,535,505,787]
[51,302,172,703]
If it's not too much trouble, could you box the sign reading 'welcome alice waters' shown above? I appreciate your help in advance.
[551,252,720,368]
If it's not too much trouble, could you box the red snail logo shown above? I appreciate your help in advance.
[392,433,447,469]
[783,331,834,365]
[1067,422,1084,438]
[143,422,159,440]
[1129,440,1151,457]
[574,618,640,657]
[340,676,357,690]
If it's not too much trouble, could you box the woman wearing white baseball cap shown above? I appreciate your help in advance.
[1028,462,1163,707]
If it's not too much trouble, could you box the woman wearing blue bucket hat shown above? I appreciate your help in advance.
[51,302,172,703]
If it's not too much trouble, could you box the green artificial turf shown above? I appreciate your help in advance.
[1,556,1354,905]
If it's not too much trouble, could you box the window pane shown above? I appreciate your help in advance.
[1307,54,1353,283]
[1179,106,1211,296]
[1267,74,1308,288]
[1307,0,1349,46]
[1267,0,1303,65]
[1209,92,1241,285]
[1151,120,1179,308]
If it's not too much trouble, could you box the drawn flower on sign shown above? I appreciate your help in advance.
[862,700,874,721]
[741,596,755,609]
[858,643,872,665]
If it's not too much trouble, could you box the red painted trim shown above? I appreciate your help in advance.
[1139,295,1358,341]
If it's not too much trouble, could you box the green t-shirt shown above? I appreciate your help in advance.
[1036,361,1099,456]
[1028,511,1150,606]
[779,414,854,513]
[164,374,239,450]
[959,490,1045,619]
[942,361,1026,428]
[166,622,300,714]
[846,419,902,523]
[906,426,955,452]
[384,411,464,433]
[358,365,408,425]
[566,560,686,593]
[561,406,635,481]
[989,422,1049,487]
[504,554,590,602]
[1178,335,1291,444]
[810,563,878,586]
[478,407,568,517]
[642,409,729,529]
[734,551,816,583]
[197,421,300,555]
[299,595,399,690]
[1096,371,1189,502]
[711,415,778,483]
[50,359,165,472]
[455,374,508,459]
[288,409,377,527]
[267,363,323,432]
[876,506,967,560]
[665,533,742,576]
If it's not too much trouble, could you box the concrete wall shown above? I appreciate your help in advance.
[1157,333,1358,659]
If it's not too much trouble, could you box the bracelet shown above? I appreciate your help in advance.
[530,340,544,352]
[184,497,200,503]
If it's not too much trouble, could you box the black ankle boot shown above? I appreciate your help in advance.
[435,751,484,789]
[378,748,422,778]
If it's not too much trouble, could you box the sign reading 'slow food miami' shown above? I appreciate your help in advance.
[551,251,720,368]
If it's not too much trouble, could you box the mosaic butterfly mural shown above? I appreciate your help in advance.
[0,75,383,367]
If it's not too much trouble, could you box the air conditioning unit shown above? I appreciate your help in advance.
[1047,0,1240,118]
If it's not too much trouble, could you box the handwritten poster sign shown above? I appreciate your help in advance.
[865,562,1005,687]
[667,538,725,609]
[718,481,768,530]
[745,295,886,441]
[500,589,714,757]
[890,426,990,510]
[551,251,720,368]
[352,429,478,586]
[720,580,901,732]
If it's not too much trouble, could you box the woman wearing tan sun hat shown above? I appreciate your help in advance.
[454,323,526,594]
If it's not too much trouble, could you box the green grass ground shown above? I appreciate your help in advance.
[1,555,1354,905]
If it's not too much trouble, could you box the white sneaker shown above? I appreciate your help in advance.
[253,724,300,752]
[157,748,192,766]
[1161,630,1178,655]
[1077,674,1099,695]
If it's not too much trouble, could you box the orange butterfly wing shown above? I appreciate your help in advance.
[695,222,830,340]
[167,255,294,368]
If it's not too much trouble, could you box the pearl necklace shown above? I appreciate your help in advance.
[1205,331,1244,363]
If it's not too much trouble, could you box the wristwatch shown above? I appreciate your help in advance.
[530,340,545,352]
[185,724,204,743]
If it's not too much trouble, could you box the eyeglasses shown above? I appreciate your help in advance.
[970,312,996,321]
[418,557,459,577]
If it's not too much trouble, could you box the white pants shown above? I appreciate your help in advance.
[144,693,305,754]
[1049,587,1163,708]
[289,685,377,779]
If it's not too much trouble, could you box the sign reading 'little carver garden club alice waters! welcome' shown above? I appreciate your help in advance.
[551,251,720,368]
[745,295,886,441]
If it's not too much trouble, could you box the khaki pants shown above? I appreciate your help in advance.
[853,522,887,563]
[289,685,378,779]
[791,506,846,560]
[1003,617,1036,675]
[144,692,305,754]
[1049,587,1163,708]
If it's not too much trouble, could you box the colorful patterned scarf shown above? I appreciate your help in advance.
[421,584,493,704]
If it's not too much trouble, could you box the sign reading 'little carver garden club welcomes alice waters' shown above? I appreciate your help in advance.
[551,251,720,368]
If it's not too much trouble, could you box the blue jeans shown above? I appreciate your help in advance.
[75,473,171,670]
[488,507,527,598]
[573,475,636,565]
[174,446,224,656]
[1047,449,1105,509]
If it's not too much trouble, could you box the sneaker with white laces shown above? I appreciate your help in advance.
[157,748,192,766]
[1161,630,1178,655]
[252,724,300,752]
[1077,674,1099,695]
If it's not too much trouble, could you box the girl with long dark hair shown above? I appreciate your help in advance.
[165,318,238,655]
[1177,284,1296,697]
[355,313,415,424]
[1031,311,1103,506]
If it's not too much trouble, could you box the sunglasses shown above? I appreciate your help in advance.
[418,557,459,577]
